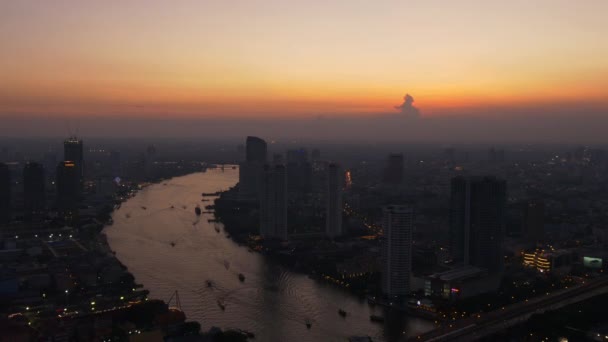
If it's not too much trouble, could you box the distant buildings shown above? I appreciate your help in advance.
[450,176,506,272]
[383,154,404,184]
[0,163,10,224]
[239,136,267,200]
[382,205,414,299]
[259,164,288,240]
[23,162,45,219]
[325,163,343,238]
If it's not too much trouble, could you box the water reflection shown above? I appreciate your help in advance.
[104,168,433,341]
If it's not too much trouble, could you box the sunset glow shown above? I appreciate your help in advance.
[1,0,607,118]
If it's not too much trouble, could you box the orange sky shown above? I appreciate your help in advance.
[1,0,608,119]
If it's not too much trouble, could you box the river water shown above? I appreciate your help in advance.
[104,167,434,341]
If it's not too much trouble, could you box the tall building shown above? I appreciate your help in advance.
[23,162,45,219]
[246,136,267,163]
[523,200,544,246]
[0,163,10,224]
[450,176,506,272]
[64,137,84,187]
[286,148,312,193]
[325,163,343,238]
[56,161,81,217]
[259,164,287,239]
[383,154,404,184]
[382,205,414,298]
[239,137,267,199]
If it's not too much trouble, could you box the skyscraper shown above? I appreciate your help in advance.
[382,205,414,299]
[239,136,267,199]
[259,164,287,240]
[56,161,81,216]
[64,137,84,187]
[246,136,267,163]
[23,162,45,219]
[450,176,506,272]
[383,154,404,184]
[523,200,544,246]
[325,163,343,238]
[0,163,10,224]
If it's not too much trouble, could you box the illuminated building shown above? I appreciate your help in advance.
[23,162,45,219]
[0,163,10,224]
[259,164,287,240]
[424,265,499,301]
[325,163,343,238]
[522,248,574,275]
[382,205,413,299]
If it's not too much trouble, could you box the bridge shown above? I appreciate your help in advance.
[409,276,608,341]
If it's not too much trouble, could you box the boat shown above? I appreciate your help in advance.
[170,205,175,209]
[125,213,131,218]
[215,226,220,233]
[370,315,384,323]
[217,300,225,310]
[141,206,147,210]
[170,242,176,247]
[238,273,245,282]
[206,280,213,287]
[195,206,202,215]
[338,309,347,317]
[305,320,312,329]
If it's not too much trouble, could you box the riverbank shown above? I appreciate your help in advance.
[105,169,435,341]
[101,169,255,341]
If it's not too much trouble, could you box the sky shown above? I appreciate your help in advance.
[1,0,607,141]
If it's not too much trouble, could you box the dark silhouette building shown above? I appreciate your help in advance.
[382,204,414,299]
[325,163,343,238]
[286,149,312,193]
[450,176,506,272]
[523,200,544,246]
[64,137,84,187]
[383,153,404,184]
[23,162,45,220]
[259,164,287,239]
[0,163,10,224]
[246,136,267,163]
[56,161,81,222]
[239,136,268,200]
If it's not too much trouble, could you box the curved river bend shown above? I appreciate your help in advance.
[104,168,433,341]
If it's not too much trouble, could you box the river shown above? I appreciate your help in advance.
[104,167,434,341]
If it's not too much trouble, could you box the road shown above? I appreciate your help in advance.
[409,276,608,341]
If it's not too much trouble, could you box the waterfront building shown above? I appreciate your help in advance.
[381,204,414,299]
[325,163,343,238]
[259,164,287,239]
[239,136,267,200]
[450,176,506,272]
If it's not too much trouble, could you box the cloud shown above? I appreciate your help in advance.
[394,93,420,118]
